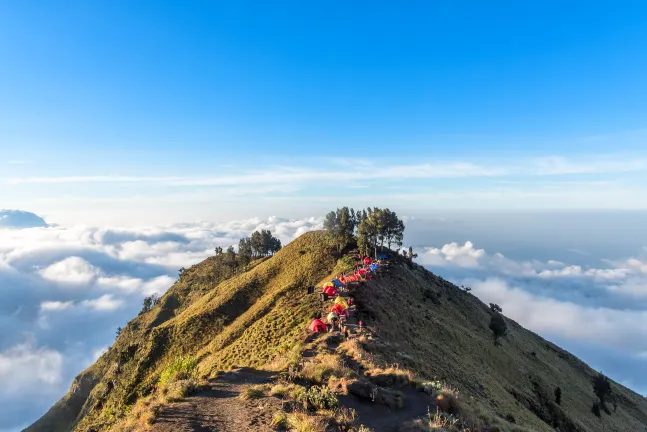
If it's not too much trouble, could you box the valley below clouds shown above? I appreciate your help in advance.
[0,211,646,430]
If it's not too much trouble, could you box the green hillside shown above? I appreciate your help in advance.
[25,230,647,432]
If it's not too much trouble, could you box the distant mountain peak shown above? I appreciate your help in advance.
[0,210,48,228]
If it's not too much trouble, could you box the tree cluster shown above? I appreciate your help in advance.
[357,208,405,257]
[323,207,406,257]
[324,207,358,251]
[237,229,282,265]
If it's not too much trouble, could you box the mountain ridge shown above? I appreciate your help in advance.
[25,230,647,432]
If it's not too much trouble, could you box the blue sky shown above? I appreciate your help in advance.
[2,1,647,224]
[1,3,647,429]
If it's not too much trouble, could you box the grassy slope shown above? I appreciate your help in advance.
[25,231,647,432]
[25,231,339,432]
[352,256,647,431]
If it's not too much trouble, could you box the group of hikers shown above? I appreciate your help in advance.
[308,253,388,336]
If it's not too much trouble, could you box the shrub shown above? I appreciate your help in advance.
[287,412,328,432]
[165,378,201,402]
[305,385,339,410]
[270,384,290,398]
[158,356,197,386]
[333,407,357,428]
[592,402,601,417]
[239,385,265,400]
[489,303,503,313]
[271,410,288,428]
[489,313,507,346]
[592,372,612,405]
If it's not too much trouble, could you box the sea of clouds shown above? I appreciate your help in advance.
[1,211,646,430]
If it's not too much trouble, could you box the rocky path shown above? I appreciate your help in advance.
[151,368,281,432]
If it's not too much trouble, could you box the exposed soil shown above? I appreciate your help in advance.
[151,368,281,432]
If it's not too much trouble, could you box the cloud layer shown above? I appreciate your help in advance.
[418,240,647,395]
[0,215,322,431]
[1,211,646,430]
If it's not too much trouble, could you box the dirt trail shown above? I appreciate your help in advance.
[151,368,280,432]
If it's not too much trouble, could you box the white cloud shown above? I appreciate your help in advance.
[420,241,485,268]
[0,338,63,394]
[469,278,647,353]
[81,294,123,311]
[6,156,647,187]
[40,301,74,311]
[420,241,647,298]
[39,257,99,284]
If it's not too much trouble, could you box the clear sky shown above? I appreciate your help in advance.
[1,1,647,224]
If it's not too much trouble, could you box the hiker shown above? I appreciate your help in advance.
[358,320,365,334]
[327,311,340,332]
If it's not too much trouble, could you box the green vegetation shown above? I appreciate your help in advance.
[140,293,160,314]
[25,217,647,432]
[239,385,265,400]
[324,206,405,257]
[158,356,197,386]
[489,312,508,346]
[304,385,339,410]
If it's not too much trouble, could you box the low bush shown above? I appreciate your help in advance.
[270,384,290,398]
[271,410,288,428]
[164,378,202,402]
[287,412,329,432]
[239,385,265,400]
[305,385,339,410]
[158,356,198,386]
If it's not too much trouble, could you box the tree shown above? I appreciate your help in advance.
[555,387,562,405]
[489,312,507,346]
[178,267,186,276]
[489,303,503,313]
[250,230,263,257]
[593,372,612,405]
[249,230,281,257]
[140,294,160,314]
[324,207,357,251]
[238,237,253,266]
[116,327,123,339]
[381,209,405,250]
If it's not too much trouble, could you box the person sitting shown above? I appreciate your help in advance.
[327,311,339,332]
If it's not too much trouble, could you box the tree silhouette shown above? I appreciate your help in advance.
[593,372,612,405]
[489,312,507,346]
[489,303,503,313]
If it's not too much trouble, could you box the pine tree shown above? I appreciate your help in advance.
[238,237,253,265]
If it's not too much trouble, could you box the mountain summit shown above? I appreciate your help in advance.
[26,230,647,432]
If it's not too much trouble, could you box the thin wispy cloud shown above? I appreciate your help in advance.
[6,156,646,187]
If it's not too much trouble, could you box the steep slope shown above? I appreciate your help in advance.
[349,257,647,431]
[26,231,647,432]
[26,231,341,432]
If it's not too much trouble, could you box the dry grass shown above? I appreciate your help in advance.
[286,411,329,432]
[239,385,266,400]
[271,410,289,428]
[111,396,164,431]
[300,353,355,384]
